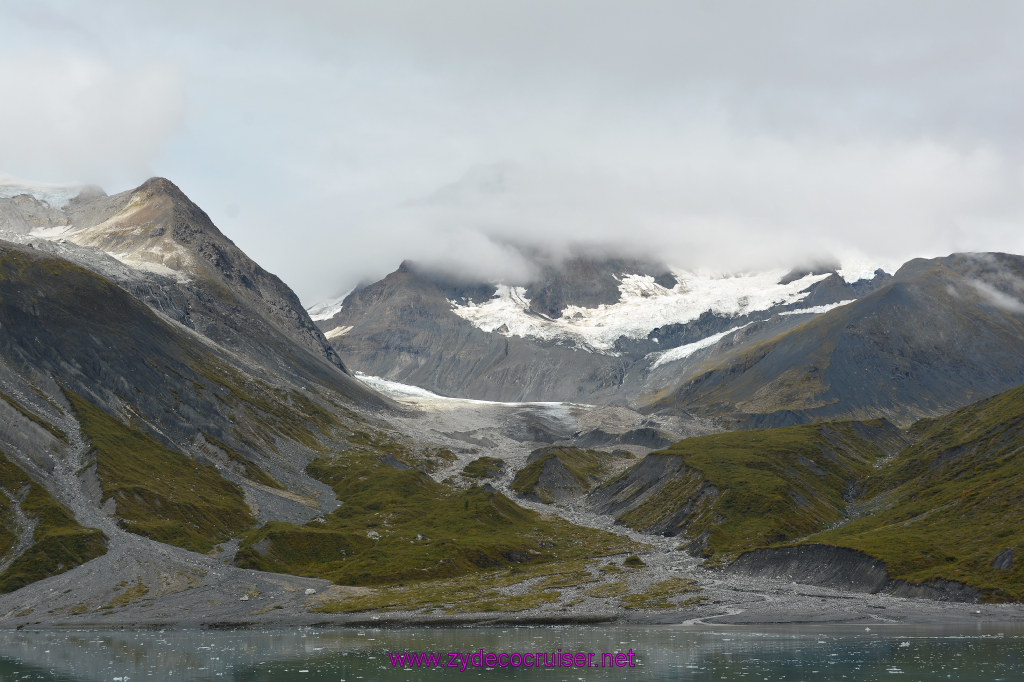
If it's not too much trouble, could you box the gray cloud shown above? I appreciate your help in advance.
[3,1,1024,302]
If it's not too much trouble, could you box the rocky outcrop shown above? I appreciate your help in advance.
[588,453,719,538]
[523,256,676,318]
[511,446,624,505]
[726,545,982,602]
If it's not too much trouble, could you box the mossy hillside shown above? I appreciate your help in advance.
[344,429,457,474]
[607,422,888,563]
[66,391,252,553]
[0,458,19,556]
[235,451,638,586]
[0,453,31,557]
[0,452,107,594]
[808,384,1024,601]
[511,447,613,503]
[460,456,504,480]
[311,561,701,614]
[619,577,702,609]
[311,563,568,614]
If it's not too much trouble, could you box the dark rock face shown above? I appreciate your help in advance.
[991,548,1016,571]
[573,427,674,449]
[320,264,635,402]
[524,256,676,318]
[523,456,584,504]
[513,446,629,505]
[726,545,982,602]
[0,243,379,460]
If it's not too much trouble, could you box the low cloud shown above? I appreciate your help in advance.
[0,52,186,187]
[969,279,1024,313]
[380,133,1024,281]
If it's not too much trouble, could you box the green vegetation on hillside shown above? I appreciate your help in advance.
[511,447,614,503]
[235,443,638,586]
[0,452,107,594]
[66,391,252,553]
[606,421,895,563]
[460,456,504,480]
[808,384,1024,601]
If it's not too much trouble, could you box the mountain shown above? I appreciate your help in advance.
[1,177,351,384]
[3,173,1024,624]
[0,175,394,596]
[315,257,889,404]
[316,251,1024,429]
[651,252,1024,427]
[801,381,1024,601]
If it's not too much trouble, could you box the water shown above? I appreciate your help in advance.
[1,625,1023,681]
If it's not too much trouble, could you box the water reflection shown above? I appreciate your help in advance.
[1,624,1023,681]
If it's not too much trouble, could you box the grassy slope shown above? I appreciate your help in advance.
[460,456,504,480]
[808,384,1024,601]
[66,391,252,553]
[0,452,107,594]
[235,441,637,586]
[511,447,613,503]
[605,421,894,563]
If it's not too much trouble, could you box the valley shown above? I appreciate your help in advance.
[0,176,1023,629]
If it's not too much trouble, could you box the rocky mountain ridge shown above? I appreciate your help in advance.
[315,251,1024,429]
[0,177,348,381]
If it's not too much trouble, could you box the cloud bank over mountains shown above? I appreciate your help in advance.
[3,1,1024,300]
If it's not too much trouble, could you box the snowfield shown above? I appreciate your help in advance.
[306,291,351,321]
[779,299,856,316]
[354,372,587,416]
[449,269,840,352]
[0,175,85,209]
[648,323,754,369]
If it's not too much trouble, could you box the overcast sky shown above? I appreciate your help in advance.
[3,1,1024,303]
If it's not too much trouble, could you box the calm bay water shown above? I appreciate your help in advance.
[1,624,1023,681]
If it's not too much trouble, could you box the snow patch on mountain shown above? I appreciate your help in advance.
[28,225,73,239]
[307,292,351,321]
[649,323,753,369]
[779,299,856,316]
[450,269,832,352]
[353,372,586,418]
[647,298,857,369]
[0,175,84,209]
[324,325,353,339]
[835,256,900,283]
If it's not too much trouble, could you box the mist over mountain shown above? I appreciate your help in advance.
[9,3,1024,304]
